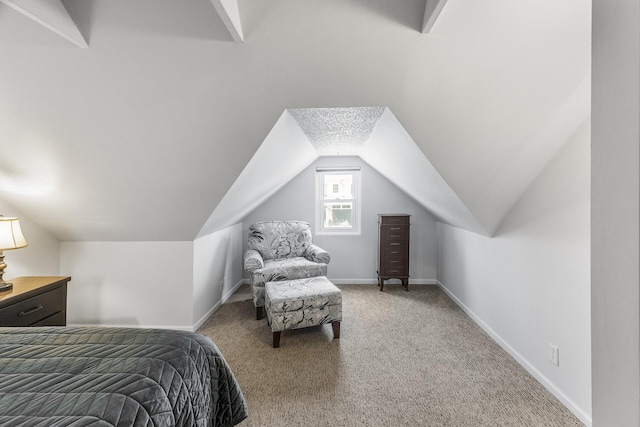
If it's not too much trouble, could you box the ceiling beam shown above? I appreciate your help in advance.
[0,0,87,47]
[210,0,244,42]
[422,0,448,34]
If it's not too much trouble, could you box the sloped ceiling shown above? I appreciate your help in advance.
[197,107,488,238]
[0,0,590,241]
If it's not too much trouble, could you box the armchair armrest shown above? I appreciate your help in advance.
[244,249,264,271]
[304,244,330,264]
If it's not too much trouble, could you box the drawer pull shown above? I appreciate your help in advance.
[18,304,44,317]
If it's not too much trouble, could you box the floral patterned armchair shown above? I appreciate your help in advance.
[244,220,330,319]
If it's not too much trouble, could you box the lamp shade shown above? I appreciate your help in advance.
[0,217,27,251]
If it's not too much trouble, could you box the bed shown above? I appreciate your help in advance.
[0,327,248,426]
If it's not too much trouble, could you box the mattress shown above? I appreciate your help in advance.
[0,327,248,426]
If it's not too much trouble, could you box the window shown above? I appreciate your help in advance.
[316,167,361,234]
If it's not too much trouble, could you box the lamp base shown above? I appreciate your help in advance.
[0,281,13,292]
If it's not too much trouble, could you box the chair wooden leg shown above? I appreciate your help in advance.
[273,331,281,348]
[256,306,263,320]
[332,321,340,339]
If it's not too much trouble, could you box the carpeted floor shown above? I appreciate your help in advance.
[198,283,584,426]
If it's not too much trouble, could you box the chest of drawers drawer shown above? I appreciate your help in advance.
[383,226,407,241]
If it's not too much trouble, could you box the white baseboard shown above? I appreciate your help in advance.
[66,323,193,331]
[192,279,246,331]
[329,278,438,285]
[235,278,438,286]
[436,281,592,427]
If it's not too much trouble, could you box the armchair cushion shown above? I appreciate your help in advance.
[254,257,328,283]
[244,249,264,271]
[304,244,331,264]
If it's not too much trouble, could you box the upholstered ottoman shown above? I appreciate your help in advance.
[265,276,342,348]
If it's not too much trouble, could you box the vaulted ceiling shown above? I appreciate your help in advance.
[0,0,590,241]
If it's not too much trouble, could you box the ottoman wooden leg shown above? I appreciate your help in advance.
[273,331,281,348]
[332,321,340,339]
[256,306,263,320]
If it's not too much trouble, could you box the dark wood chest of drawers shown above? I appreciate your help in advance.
[377,214,410,291]
[0,276,71,326]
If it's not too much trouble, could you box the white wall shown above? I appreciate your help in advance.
[59,228,246,331]
[60,241,193,329]
[197,110,318,237]
[193,223,244,328]
[591,1,640,425]
[0,199,59,278]
[242,156,438,284]
[437,122,591,425]
[362,108,487,235]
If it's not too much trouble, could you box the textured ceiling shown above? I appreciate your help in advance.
[0,0,591,241]
[288,107,385,156]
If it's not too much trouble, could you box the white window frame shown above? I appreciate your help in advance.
[316,166,361,235]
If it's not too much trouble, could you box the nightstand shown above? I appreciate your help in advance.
[0,276,71,326]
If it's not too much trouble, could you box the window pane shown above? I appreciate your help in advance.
[323,202,353,228]
[323,174,353,199]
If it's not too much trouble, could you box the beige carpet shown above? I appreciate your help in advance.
[198,284,584,426]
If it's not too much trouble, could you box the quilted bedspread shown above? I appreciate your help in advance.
[0,327,248,426]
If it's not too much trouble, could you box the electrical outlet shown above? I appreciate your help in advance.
[549,343,559,367]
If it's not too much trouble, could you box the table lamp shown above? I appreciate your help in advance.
[0,216,28,291]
